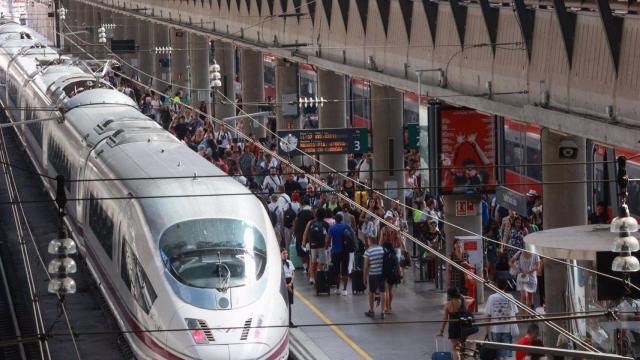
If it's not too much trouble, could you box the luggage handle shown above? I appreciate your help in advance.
[435,335,445,352]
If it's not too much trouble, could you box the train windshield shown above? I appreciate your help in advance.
[159,219,267,289]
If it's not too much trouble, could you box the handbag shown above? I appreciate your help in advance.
[459,299,479,337]
[478,335,498,360]
[510,322,520,338]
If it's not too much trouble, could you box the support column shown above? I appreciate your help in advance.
[189,33,211,115]
[370,84,405,207]
[137,20,155,87]
[540,129,587,347]
[275,58,298,130]
[318,69,347,173]
[153,23,170,90]
[213,40,235,120]
[240,48,265,138]
[170,28,188,99]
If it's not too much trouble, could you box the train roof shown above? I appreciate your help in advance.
[96,139,265,240]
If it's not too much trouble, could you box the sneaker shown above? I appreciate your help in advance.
[365,310,375,318]
[309,279,315,285]
[334,288,342,295]
[342,289,348,296]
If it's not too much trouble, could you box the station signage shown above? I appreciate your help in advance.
[495,186,528,217]
[277,128,369,156]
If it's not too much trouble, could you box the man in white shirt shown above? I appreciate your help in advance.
[263,167,283,194]
[485,279,519,360]
[151,95,162,124]
[357,153,371,184]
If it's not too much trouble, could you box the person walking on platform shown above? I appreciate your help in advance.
[364,235,386,319]
[485,279,519,360]
[438,287,468,360]
[448,239,471,295]
[302,208,329,285]
[326,213,354,296]
[281,248,295,326]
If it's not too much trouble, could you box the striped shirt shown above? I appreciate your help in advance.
[364,246,385,275]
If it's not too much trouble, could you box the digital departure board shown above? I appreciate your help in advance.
[277,128,369,156]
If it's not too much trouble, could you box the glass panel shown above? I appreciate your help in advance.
[160,219,267,289]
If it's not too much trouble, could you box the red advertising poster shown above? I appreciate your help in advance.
[440,110,496,193]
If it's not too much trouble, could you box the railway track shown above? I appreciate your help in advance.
[0,111,126,360]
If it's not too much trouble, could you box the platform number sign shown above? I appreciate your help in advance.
[277,128,369,156]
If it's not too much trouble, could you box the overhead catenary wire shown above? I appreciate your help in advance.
[96,50,600,353]
[74,29,627,350]
[0,311,619,348]
[56,27,634,352]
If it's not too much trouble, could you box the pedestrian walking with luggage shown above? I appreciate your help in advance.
[364,236,386,319]
[302,208,329,286]
[326,213,355,296]
[437,287,467,360]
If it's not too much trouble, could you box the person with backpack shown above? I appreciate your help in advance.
[294,197,314,274]
[302,208,329,285]
[382,242,400,314]
[280,192,298,249]
[326,213,355,296]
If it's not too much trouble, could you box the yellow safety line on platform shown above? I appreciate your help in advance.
[295,291,373,360]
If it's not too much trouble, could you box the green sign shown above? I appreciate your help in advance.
[277,128,369,156]
[407,123,420,149]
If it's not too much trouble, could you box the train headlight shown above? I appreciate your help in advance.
[185,318,213,344]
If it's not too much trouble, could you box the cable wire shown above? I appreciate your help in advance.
[50,26,639,352]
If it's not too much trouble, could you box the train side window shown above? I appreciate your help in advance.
[88,193,113,259]
[120,237,131,290]
[47,138,72,191]
[119,241,156,313]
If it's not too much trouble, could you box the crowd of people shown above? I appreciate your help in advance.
[113,75,558,358]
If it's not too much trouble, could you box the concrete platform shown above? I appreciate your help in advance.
[290,267,449,360]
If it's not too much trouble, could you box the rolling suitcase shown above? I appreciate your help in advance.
[315,270,331,295]
[432,336,453,360]
[351,269,366,294]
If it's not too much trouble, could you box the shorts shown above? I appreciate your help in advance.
[310,248,328,264]
[490,332,512,358]
[331,251,349,276]
[368,274,386,293]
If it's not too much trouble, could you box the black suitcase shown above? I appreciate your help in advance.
[315,270,331,295]
[351,269,366,294]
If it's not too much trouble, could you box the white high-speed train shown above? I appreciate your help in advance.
[0,22,289,360]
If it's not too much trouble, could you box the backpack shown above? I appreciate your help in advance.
[308,221,325,248]
[343,226,356,253]
[268,207,278,227]
[283,204,296,228]
[382,248,400,284]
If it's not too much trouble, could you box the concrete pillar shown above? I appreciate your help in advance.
[170,27,188,98]
[153,23,170,90]
[213,40,235,119]
[540,128,587,347]
[275,58,298,130]
[137,20,155,87]
[240,48,265,138]
[370,84,405,206]
[318,69,347,173]
[189,33,211,115]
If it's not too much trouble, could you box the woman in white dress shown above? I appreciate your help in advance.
[510,250,539,309]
